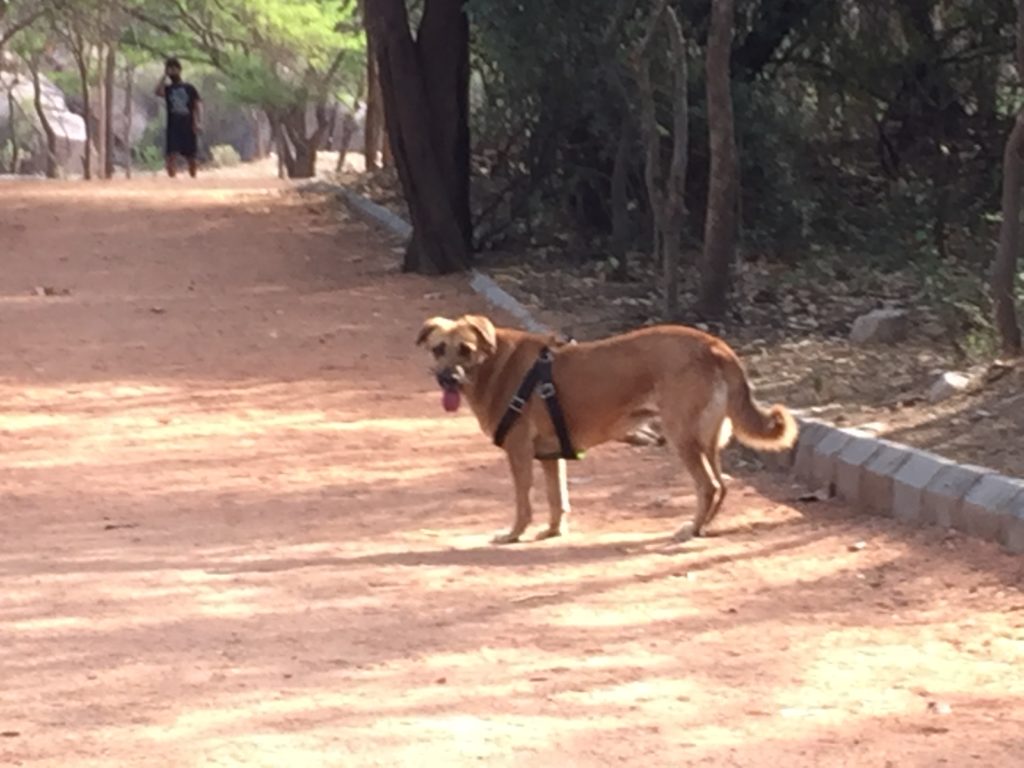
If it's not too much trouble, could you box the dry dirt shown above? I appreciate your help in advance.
[2,175,1024,767]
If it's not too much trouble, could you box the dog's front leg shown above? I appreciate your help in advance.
[536,459,570,540]
[492,441,534,544]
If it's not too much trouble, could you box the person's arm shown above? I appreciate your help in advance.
[154,75,167,98]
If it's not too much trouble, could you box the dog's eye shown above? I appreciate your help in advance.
[458,342,473,357]
[431,343,446,358]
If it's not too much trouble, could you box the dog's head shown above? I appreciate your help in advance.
[416,314,498,412]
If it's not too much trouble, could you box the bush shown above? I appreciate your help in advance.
[136,119,165,171]
[209,144,241,168]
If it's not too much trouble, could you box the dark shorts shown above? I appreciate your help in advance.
[166,119,197,158]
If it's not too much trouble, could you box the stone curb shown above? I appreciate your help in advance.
[335,183,1024,555]
[792,418,1024,553]
[333,185,550,334]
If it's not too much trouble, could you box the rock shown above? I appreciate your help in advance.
[619,418,665,447]
[927,371,971,403]
[927,700,952,715]
[849,309,910,345]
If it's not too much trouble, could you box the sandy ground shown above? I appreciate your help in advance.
[1,176,1024,767]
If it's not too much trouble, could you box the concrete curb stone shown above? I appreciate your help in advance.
[1004,492,1024,553]
[792,419,832,484]
[891,450,956,525]
[860,441,914,516]
[920,464,991,529]
[958,475,1024,543]
[835,436,884,503]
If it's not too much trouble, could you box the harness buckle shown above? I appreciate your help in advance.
[509,395,527,413]
[538,382,556,399]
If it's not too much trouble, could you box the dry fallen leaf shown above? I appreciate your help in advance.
[927,700,952,716]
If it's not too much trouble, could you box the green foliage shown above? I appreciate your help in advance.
[136,117,164,170]
[918,259,998,360]
[121,0,364,112]
[209,143,240,167]
[467,0,1015,283]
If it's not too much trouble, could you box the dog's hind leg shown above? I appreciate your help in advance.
[493,441,534,544]
[536,459,570,540]
[701,437,729,528]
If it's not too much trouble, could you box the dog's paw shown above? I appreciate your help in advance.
[534,527,564,541]
[491,532,522,545]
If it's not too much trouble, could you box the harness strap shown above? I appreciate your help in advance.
[492,347,581,460]
[492,361,541,450]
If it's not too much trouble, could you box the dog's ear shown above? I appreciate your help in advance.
[416,317,451,346]
[463,315,497,354]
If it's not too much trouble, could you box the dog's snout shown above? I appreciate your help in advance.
[436,370,459,389]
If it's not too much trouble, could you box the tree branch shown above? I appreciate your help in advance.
[0,6,46,48]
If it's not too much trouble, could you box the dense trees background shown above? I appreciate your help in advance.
[0,0,1021,354]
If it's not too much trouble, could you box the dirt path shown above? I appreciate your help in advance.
[1,178,1023,767]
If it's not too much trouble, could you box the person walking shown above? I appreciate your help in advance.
[155,57,203,178]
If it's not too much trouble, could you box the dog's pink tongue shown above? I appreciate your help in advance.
[442,388,461,412]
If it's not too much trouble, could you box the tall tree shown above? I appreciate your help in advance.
[52,3,99,179]
[125,0,362,179]
[365,0,471,274]
[25,50,60,178]
[699,0,739,318]
[103,41,117,178]
[360,0,383,171]
[635,1,689,319]
[993,0,1024,358]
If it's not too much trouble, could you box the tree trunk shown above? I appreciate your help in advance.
[280,105,330,179]
[663,9,688,320]
[74,40,93,180]
[95,45,107,178]
[417,0,472,248]
[124,65,134,178]
[635,3,688,319]
[366,0,471,274]
[336,109,358,172]
[253,108,267,159]
[29,56,60,179]
[699,0,739,318]
[103,43,116,178]
[992,0,1024,358]
[269,115,293,178]
[363,27,383,171]
[5,80,18,173]
[609,116,632,281]
[994,116,1024,358]
[381,124,393,168]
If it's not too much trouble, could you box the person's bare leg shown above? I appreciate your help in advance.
[187,156,198,178]
[165,154,178,178]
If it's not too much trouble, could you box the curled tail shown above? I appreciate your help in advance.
[719,350,798,452]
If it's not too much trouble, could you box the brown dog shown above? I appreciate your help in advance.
[417,314,798,544]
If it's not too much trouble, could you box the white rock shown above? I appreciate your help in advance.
[927,371,971,403]
[849,309,910,345]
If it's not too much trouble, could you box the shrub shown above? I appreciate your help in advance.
[210,144,241,168]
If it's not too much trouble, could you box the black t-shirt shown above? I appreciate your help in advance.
[165,81,200,127]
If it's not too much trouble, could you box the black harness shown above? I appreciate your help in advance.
[492,347,583,460]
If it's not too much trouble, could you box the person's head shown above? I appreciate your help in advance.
[165,57,182,83]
